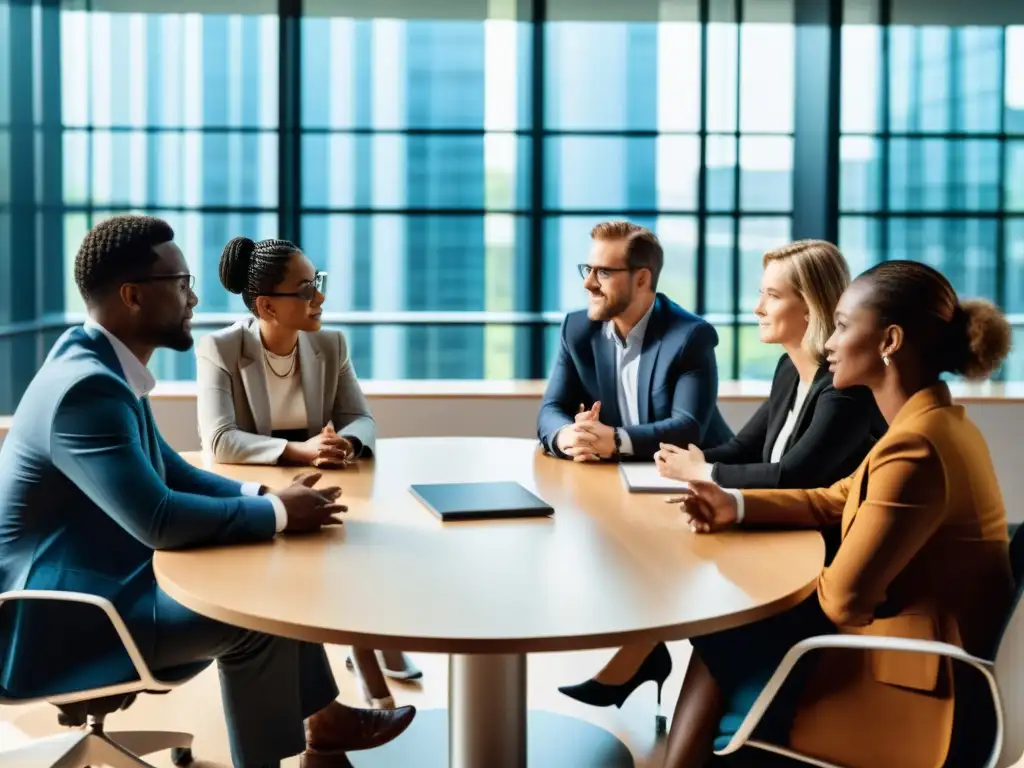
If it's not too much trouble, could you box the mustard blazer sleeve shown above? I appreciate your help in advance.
[741,474,853,529]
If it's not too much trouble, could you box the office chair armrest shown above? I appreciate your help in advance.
[715,634,1003,768]
[0,589,165,691]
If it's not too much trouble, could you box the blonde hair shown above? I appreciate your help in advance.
[762,240,850,358]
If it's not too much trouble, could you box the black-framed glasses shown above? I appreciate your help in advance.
[260,271,328,302]
[128,272,196,292]
[577,264,634,281]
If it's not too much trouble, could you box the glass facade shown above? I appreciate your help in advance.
[839,3,1024,378]
[0,0,1022,412]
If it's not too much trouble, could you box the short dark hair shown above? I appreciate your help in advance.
[858,260,1012,380]
[74,215,176,306]
[590,220,664,289]
[218,236,300,315]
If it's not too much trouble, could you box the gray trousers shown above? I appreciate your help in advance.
[145,587,339,768]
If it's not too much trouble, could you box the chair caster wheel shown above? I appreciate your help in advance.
[655,714,668,736]
[171,747,194,766]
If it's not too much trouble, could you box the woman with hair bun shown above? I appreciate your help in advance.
[663,260,1015,768]
[196,236,422,708]
[198,236,375,467]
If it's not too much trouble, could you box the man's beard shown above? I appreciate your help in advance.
[151,322,194,352]
[588,291,632,322]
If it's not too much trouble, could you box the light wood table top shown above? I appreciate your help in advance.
[155,437,824,654]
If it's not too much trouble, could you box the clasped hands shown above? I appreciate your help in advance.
[556,401,617,462]
[294,421,356,469]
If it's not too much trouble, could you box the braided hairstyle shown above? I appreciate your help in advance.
[857,260,1012,381]
[74,215,175,305]
[219,237,299,314]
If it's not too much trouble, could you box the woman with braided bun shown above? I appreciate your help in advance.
[198,236,374,468]
[662,260,1014,768]
[196,235,422,708]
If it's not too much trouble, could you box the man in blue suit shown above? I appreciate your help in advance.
[538,220,732,462]
[0,216,414,767]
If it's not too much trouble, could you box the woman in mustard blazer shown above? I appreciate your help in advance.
[664,261,1015,768]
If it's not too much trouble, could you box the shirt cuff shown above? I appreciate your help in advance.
[617,428,634,457]
[725,488,745,524]
[240,482,263,498]
[265,494,288,533]
[241,482,287,534]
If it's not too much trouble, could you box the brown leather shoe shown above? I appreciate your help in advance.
[304,700,416,753]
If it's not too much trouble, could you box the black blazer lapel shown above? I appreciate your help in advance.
[763,359,830,460]
[785,363,831,452]
[762,359,798,461]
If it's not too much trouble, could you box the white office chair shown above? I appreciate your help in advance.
[713,565,1024,767]
[0,590,202,768]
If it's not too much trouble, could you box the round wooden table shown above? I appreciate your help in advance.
[155,437,824,768]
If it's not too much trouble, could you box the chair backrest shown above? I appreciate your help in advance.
[994,523,1024,766]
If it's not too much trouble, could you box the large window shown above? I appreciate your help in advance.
[298,12,532,380]
[839,0,1024,378]
[544,0,795,381]
[59,6,282,379]
[7,0,1022,411]
[0,0,801,410]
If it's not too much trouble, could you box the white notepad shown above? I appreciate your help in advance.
[619,463,690,493]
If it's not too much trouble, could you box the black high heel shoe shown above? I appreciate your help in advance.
[558,642,672,732]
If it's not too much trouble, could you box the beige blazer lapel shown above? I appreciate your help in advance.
[239,321,273,436]
[298,332,325,436]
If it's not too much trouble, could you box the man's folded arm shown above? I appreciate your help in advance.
[157,426,255,498]
[51,377,278,550]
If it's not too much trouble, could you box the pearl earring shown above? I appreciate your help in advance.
[882,354,890,367]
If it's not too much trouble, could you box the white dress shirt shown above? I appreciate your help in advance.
[604,299,657,457]
[84,320,287,532]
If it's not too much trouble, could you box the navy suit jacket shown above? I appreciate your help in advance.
[537,294,733,460]
[0,327,278,698]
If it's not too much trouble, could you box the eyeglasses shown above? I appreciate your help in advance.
[577,264,634,281]
[260,271,328,303]
[129,273,196,293]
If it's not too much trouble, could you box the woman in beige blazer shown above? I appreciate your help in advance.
[196,236,421,709]
[664,261,1015,768]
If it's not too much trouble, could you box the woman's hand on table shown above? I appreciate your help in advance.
[666,478,738,534]
[283,422,356,468]
[313,422,356,469]
[654,443,712,482]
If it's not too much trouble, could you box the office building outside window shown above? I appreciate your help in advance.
[1,0,1021,412]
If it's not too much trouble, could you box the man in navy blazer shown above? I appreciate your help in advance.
[538,221,732,462]
[0,216,413,767]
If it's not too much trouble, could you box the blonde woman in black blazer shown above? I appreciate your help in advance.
[559,240,886,717]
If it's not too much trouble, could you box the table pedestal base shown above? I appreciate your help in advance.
[348,709,634,768]
[349,652,634,768]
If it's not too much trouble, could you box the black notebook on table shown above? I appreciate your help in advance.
[409,481,554,521]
